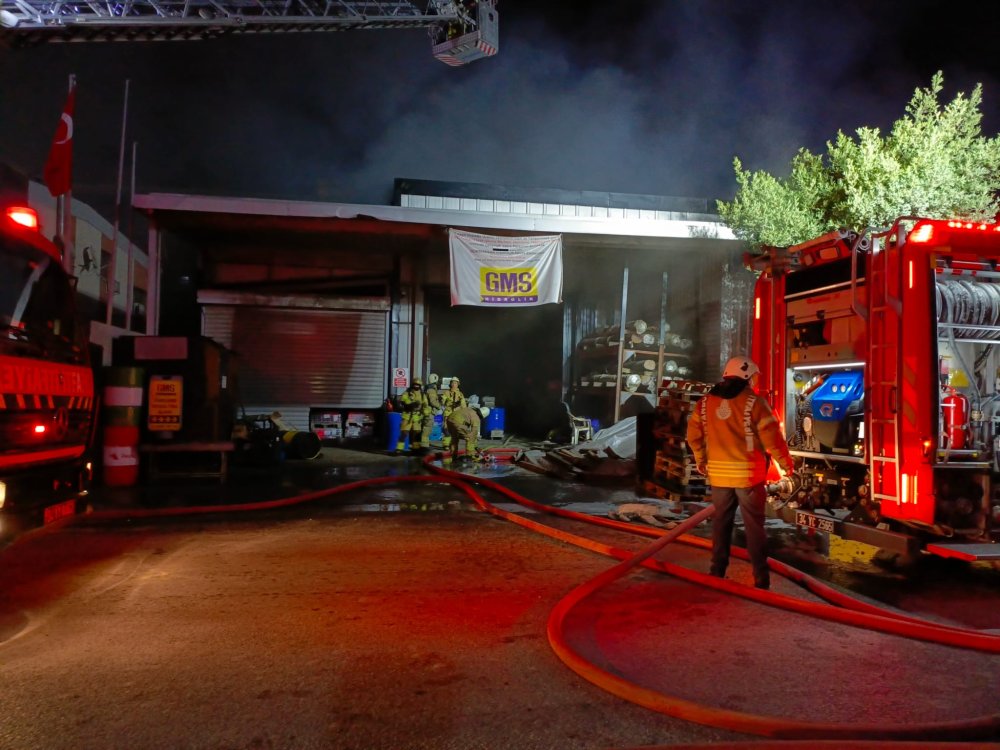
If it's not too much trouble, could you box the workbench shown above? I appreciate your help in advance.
[140,441,235,482]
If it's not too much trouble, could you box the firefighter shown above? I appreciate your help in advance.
[445,404,481,463]
[440,376,467,452]
[422,374,443,447]
[685,356,795,590]
[396,377,427,454]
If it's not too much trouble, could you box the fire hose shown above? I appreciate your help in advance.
[31,449,1000,741]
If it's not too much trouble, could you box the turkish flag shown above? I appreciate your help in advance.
[43,85,76,197]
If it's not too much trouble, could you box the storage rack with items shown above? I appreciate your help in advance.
[575,321,694,423]
[572,269,695,426]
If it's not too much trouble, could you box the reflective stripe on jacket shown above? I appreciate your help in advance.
[685,383,793,487]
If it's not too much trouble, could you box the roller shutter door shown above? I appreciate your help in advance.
[203,304,388,429]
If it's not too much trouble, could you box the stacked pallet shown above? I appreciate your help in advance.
[640,379,713,503]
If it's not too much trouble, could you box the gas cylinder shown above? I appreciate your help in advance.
[942,388,970,449]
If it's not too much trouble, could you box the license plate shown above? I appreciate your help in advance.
[795,511,834,533]
[44,498,77,525]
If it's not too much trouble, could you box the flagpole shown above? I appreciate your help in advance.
[106,78,129,326]
[60,74,76,275]
[125,140,137,331]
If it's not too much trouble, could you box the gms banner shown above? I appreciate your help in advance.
[449,229,563,307]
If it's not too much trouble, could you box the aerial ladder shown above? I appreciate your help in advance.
[0,0,498,65]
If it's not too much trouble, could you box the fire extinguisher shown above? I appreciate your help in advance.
[942,387,970,449]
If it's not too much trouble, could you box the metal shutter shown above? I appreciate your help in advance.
[203,306,236,349]
[230,307,387,410]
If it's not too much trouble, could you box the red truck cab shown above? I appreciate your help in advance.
[0,204,95,524]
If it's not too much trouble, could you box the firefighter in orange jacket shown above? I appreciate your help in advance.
[397,377,426,454]
[685,356,794,590]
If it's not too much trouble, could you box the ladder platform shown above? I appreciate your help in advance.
[925,542,1000,561]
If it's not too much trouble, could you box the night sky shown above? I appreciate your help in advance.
[2,0,1000,218]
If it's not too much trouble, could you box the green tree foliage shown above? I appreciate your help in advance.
[718,73,1000,249]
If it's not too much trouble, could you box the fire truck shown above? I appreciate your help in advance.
[751,217,1000,561]
[0,202,95,525]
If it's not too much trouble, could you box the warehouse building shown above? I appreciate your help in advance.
[133,178,752,439]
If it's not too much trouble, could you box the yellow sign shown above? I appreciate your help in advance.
[478,267,538,303]
[148,375,183,431]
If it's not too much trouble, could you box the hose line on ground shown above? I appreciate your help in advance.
[427,453,1000,740]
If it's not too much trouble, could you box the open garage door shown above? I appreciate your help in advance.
[202,296,389,430]
[425,287,564,439]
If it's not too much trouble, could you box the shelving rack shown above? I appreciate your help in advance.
[571,268,692,425]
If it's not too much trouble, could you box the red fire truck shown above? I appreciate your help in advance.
[0,203,95,525]
[751,217,1000,561]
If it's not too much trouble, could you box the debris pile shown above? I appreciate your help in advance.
[514,417,638,482]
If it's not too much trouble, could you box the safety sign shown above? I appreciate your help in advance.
[148,375,183,431]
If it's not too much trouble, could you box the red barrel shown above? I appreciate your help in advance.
[102,366,144,487]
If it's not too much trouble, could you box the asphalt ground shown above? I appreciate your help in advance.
[2,445,1000,748]
[4,494,1000,749]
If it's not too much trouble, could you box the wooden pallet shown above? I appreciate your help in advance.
[655,451,698,470]
[638,480,711,504]
[658,381,711,404]
[650,473,711,496]
[655,463,706,486]
[659,392,705,406]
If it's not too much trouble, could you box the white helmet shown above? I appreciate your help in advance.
[723,356,760,380]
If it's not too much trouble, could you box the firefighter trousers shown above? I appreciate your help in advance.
[709,483,770,589]
[397,411,423,451]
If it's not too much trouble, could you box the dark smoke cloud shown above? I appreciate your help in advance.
[1,0,998,217]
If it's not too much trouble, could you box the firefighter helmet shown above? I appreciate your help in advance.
[412,377,423,387]
[723,356,760,380]
[450,377,460,386]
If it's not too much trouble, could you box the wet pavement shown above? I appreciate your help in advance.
[3,443,1000,747]
[6,441,1000,631]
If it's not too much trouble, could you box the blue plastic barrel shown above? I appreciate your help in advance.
[386,411,403,451]
[484,407,505,437]
[431,413,443,441]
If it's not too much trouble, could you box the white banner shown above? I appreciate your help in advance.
[449,229,563,307]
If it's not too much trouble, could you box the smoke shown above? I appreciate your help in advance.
[1,0,998,217]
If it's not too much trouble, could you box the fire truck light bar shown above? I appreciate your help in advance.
[910,219,1000,244]
[947,220,1000,231]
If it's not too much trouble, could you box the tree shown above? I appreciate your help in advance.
[718,72,1000,249]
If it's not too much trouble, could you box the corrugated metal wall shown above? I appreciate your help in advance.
[693,253,757,380]
[203,304,388,430]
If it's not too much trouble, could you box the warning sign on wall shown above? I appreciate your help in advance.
[148,375,183,431]
[392,367,409,389]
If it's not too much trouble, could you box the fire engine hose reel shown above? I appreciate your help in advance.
[938,279,1000,338]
